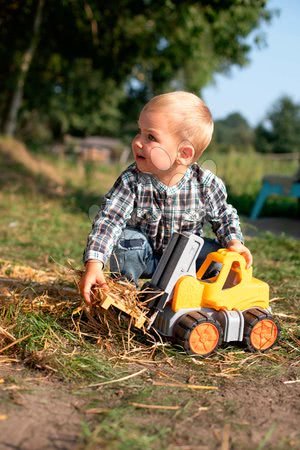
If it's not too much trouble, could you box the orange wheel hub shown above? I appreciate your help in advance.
[250,319,278,350]
[189,322,220,355]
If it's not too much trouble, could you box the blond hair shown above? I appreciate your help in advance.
[142,91,214,160]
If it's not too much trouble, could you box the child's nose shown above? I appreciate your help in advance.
[134,135,143,149]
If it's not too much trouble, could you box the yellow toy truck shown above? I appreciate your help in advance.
[100,233,279,356]
[141,233,280,356]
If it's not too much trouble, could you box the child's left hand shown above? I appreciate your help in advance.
[226,239,253,268]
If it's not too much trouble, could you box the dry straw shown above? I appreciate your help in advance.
[0,261,165,367]
[73,270,167,361]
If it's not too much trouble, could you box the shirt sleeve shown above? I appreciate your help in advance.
[203,173,244,247]
[83,171,136,264]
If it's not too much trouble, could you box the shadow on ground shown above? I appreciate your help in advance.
[244,217,300,240]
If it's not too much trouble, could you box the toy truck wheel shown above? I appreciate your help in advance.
[173,312,223,356]
[243,308,279,352]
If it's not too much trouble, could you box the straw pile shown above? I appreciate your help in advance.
[73,271,164,360]
[84,273,151,323]
[0,261,162,367]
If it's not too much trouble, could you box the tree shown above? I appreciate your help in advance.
[0,0,276,140]
[213,112,254,150]
[3,0,44,136]
[255,96,300,153]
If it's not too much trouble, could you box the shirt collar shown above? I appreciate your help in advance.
[137,164,193,195]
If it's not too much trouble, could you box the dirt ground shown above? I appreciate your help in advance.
[0,366,82,450]
[0,364,84,450]
[1,359,300,450]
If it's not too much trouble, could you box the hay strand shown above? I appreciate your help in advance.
[152,381,218,390]
[129,402,180,411]
[0,334,32,354]
[87,367,147,388]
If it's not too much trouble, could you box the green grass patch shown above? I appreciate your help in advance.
[1,300,116,382]
[0,190,90,266]
[80,406,171,450]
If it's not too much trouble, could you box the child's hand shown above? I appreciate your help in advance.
[226,240,253,269]
[79,260,109,306]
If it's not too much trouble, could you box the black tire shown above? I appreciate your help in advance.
[173,311,223,356]
[243,308,280,352]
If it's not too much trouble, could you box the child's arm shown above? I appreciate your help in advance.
[203,173,252,267]
[84,171,135,265]
[79,261,108,306]
[81,168,136,304]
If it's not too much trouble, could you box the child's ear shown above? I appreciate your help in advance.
[176,142,195,166]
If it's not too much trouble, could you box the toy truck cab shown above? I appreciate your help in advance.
[172,249,269,312]
[148,233,279,356]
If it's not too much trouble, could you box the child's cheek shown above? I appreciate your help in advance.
[150,146,173,171]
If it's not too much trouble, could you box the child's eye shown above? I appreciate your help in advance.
[148,134,156,142]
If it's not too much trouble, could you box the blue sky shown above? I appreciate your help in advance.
[202,0,300,127]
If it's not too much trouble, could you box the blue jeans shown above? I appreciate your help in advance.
[110,228,221,285]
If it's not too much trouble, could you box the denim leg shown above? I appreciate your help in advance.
[110,228,158,284]
[196,237,222,276]
[111,233,223,284]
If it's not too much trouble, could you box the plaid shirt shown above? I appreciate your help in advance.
[84,163,243,264]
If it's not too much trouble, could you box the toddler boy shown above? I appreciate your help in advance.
[80,91,252,305]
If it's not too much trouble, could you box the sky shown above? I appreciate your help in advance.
[202,0,300,127]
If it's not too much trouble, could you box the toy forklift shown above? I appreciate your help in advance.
[101,233,280,356]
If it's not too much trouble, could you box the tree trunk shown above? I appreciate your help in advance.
[3,0,44,136]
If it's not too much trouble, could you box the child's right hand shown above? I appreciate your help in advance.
[79,260,109,306]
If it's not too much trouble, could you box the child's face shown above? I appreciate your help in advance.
[132,109,180,176]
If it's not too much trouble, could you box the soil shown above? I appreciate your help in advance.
[176,375,300,450]
[1,361,299,450]
[0,365,85,450]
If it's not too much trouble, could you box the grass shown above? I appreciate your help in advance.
[79,406,171,450]
[200,149,299,216]
[0,190,89,265]
[203,149,298,195]
[1,139,300,449]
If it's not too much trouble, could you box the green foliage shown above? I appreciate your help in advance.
[255,96,300,153]
[25,59,125,138]
[0,0,275,140]
[15,312,77,352]
[212,112,254,152]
